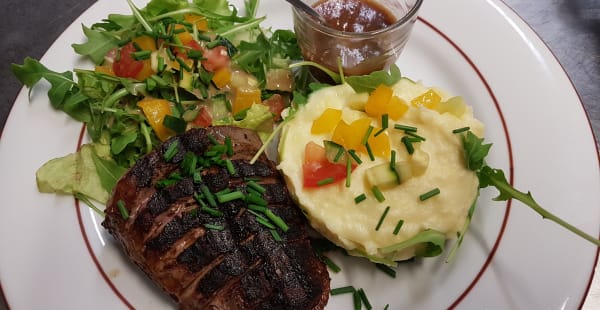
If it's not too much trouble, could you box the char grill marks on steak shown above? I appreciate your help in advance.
[102,126,330,310]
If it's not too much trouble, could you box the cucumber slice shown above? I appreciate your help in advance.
[365,161,412,189]
[324,140,348,163]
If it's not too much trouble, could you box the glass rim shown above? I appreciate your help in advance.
[292,0,423,38]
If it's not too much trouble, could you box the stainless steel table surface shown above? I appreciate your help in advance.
[0,0,598,309]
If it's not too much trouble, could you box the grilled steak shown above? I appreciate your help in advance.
[102,126,330,309]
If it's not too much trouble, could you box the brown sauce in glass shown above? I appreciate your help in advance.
[313,0,396,33]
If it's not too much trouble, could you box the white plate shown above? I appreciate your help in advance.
[1,0,598,309]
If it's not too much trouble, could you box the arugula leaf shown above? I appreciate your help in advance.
[446,190,479,262]
[193,0,231,16]
[345,64,401,93]
[91,148,127,194]
[72,25,120,65]
[380,229,446,257]
[144,0,189,16]
[462,131,492,171]
[11,57,78,108]
[111,131,139,155]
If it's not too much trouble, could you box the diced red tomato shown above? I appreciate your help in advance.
[262,94,285,121]
[302,141,352,188]
[112,43,144,78]
[201,46,230,72]
[192,106,212,127]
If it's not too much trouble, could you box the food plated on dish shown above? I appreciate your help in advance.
[4,0,600,309]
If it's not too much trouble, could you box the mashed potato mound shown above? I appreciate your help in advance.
[277,79,485,263]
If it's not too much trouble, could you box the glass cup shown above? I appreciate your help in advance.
[292,0,423,78]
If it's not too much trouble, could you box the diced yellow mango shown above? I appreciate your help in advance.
[232,87,261,115]
[365,85,393,118]
[184,14,209,31]
[137,98,174,141]
[135,59,155,81]
[174,24,194,45]
[411,89,441,110]
[387,95,409,120]
[131,35,157,51]
[332,118,371,152]
[311,108,342,135]
[332,120,351,147]
[212,67,231,89]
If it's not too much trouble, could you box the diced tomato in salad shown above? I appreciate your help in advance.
[262,94,285,121]
[302,141,352,188]
[112,43,144,78]
[192,106,213,127]
[201,46,230,72]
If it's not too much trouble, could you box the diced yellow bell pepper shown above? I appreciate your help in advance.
[387,95,409,120]
[137,98,174,141]
[411,89,441,110]
[95,65,114,76]
[184,14,209,31]
[212,67,231,89]
[368,130,390,157]
[131,35,157,52]
[311,108,342,135]
[365,85,393,118]
[232,87,261,115]
[332,118,371,152]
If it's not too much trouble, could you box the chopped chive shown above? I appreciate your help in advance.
[181,152,197,176]
[163,140,179,161]
[270,229,282,242]
[194,193,207,208]
[209,144,227,153]
[145,76,156,91]
[330,286,356,295]
[333,147,345,163]
[157,56,165,72]
[132,41,142,51]
[255,216,276,229]
[200,185,217,207]
[357,288,372,310]
[132,50,151,60]
[371,186,385,202]
[321,255,341,273]
[401,136,415,155]
[265,209,289,232]
[375,263,397,278]
[353,290,362,310]
[225,159,236,175]
[382,114,389,129]
[165,46,175,60]
[201,206,223,217]
[375,206,390,231]
[405,131,426,141]
[390,150,396,170]
[247,180,266,194]
[150,74,169,87]
[361,126,374,145]
[317,177,335,186]
[207,134,219,145]
[172,28,187,34]
[365,142,375,161]
[224,136,233,156]
[197,33,211,41]
[246,192,268,206]
[345,157,352,188]
[246,187,262,198]
[354,193,367,204]
[420,188,441,201]
[394,124,418,132]
[348,149,363,164]
[175,57,191,71]
[190,208,199,217]
[204,223,224,231]
[453,126,470,134]
[374,127,386,137]
[393,220,404,235]
[247,204,267,213]
[117,200,129,220]
[216,190,245,203]
[193,171,202,183]
[187,50,203,59]
[244,176,261,182]
[384,305,390,310]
